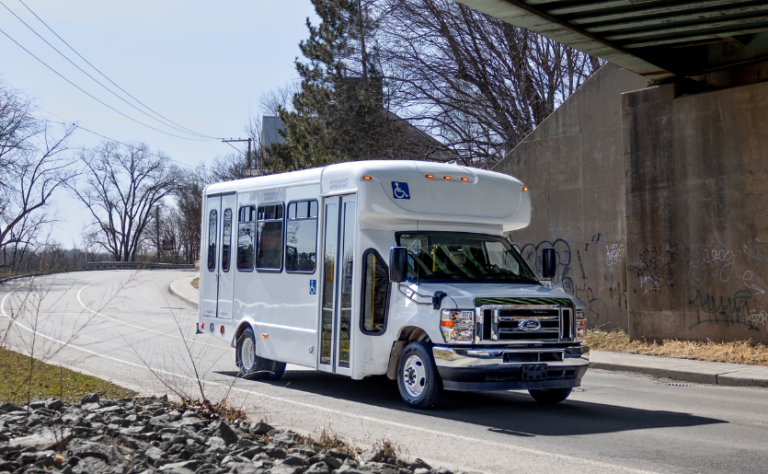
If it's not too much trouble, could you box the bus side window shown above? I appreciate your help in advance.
[361,249,389,335]
[256,203,284,271]
[286,200,318,273]
[207,209,217,271]
[221,208,232,272]
[237,206,255,271]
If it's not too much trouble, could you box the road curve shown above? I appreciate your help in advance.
[2,270,768,474]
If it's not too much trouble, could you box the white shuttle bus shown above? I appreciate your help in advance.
[198,160,589,408]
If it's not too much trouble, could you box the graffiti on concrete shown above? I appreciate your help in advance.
[514,236,613,327]
[688,289,757,331]
[628,241,680,294]
[606,244,621,267]
[749,310,768,329]
[628,240,768,332]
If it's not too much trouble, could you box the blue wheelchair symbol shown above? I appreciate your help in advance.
[391,181,410,200]
[309,280,317,295]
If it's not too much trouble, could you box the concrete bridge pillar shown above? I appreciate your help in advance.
[623,79,768,343]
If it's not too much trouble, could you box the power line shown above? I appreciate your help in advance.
[44,114,195,169]
[15,0,218,140]
[0,1,215,140]
[0,26,214,141]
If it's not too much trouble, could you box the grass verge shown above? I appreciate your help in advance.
[0,347,135,405]
[587,329,768,366]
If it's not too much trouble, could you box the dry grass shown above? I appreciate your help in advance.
[191,277,199,289]
[176,398,248,424]
[295,429,361,458]
[587,329,768,366]
[0,347,135,405]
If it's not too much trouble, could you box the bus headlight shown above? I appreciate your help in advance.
[575,311,587,342]
[441,310,475,344]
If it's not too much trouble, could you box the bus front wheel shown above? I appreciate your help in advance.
[236,327,286,381]
[396,341,442,409]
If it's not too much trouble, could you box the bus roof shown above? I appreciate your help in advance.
[204,160,530,232]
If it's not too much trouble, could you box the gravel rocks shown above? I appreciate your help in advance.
[0,394,462,474]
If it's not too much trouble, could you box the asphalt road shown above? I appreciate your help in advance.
[2,270,768,474]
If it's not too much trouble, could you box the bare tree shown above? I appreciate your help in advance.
[378,0,601,167]
[0,82,40,189]
[260,83,300,118]
[169,172,206,265]
[0,84,78,273]
[70,142,181,262]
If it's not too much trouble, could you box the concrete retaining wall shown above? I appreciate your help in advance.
[494,64,647,330]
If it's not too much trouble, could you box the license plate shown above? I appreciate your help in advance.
[521,363,547,380]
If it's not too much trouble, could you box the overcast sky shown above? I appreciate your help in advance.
[1,0,317,247]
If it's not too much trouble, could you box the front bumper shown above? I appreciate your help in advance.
[432,345,590,392]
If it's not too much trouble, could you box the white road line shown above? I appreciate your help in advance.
[74,275,229,349]
[1,285,662,474]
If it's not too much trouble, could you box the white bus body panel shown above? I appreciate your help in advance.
[199,160,537,379]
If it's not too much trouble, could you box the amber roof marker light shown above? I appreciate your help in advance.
[443,176,452,180]
[522,186,529,192]
[362,175,372,180]
[461,177,469,182]
[425,174,434,179]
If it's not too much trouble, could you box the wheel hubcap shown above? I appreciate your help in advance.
[241,338,255,371]
[403,354,427,398]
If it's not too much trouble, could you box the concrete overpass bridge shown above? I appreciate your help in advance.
[454,0,768,344]
[456,0,768,82]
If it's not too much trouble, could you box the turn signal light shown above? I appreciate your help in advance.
[440,320,455,328]
[220,326,225,335]
[262,333,269,339]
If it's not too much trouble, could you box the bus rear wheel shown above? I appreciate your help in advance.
[396,341,442,409]
[236,327,286,381]
[528,387,572,404]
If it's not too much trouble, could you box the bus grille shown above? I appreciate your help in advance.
[479,303,573,342]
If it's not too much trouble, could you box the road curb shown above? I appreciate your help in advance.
[589,351,768,388]
[169,275,199,308]
[589,361,720,385]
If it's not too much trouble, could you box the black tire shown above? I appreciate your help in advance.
[235,327,286,381]
[396,341,443,409]
[528,387,572,404]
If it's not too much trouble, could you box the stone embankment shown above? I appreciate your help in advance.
[0,395,458,474]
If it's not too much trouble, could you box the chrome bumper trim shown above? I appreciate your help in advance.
[432,345,590,369]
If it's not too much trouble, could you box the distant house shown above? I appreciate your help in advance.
[262,78,457,164]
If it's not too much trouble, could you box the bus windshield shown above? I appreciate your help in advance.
[397,232,538,284]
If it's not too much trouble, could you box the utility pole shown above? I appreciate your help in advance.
[222,137,253,173]
[156,206,160,263]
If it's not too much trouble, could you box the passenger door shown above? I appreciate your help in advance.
[201,195,221,318]
[217,194,236,318]
[318,194,356,375]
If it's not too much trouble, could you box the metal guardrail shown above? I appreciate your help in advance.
[81,261,195,270]
[0,262,195,285]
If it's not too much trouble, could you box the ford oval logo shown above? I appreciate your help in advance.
[518,319,542,331]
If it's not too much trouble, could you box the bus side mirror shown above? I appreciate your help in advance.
[541,248,556,281]
[390,247,407,283]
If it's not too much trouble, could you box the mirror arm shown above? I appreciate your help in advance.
[397,283,432,305]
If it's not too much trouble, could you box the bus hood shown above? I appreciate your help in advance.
[404,282,585,311]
